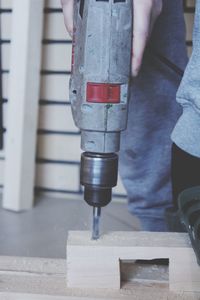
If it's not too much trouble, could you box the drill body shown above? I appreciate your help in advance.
[70,0,132,237]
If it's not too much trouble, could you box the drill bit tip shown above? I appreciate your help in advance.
[92,206,101,240]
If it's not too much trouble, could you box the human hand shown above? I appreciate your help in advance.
[132,0,163,76]
[61,0,74,37]
[61,0,163,77]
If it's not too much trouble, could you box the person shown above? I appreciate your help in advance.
[171,0,200,207]
[61,0,188,231]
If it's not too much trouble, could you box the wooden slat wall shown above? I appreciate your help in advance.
[0,0,12,189]
[0,0,196,199]
[36,0,81,196]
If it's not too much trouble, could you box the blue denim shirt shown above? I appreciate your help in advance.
[172,0,200,157]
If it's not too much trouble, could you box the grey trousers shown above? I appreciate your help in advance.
[119,0,188,231]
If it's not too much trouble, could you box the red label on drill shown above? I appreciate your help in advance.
[86,83,120,103]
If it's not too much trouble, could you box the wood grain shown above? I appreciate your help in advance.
[67,231,200,293]
[0,255,199,299]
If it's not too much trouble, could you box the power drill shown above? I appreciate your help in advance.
[69,0,133,239]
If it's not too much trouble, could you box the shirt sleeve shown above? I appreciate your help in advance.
[171,0,200,157]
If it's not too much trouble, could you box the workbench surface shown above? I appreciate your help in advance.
[0,256,199,300]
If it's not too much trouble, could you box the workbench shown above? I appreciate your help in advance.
[0,247,199,299]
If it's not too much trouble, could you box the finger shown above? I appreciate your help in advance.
[132,1,152,77]
[61,0,74,37]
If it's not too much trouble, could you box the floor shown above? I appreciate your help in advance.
[0,195,140,258]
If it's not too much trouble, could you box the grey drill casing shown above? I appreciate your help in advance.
[69,0,132,222]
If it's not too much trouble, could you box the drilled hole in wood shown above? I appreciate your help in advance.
[120,259,169,288]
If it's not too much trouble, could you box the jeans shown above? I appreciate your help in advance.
[119,0,188,231]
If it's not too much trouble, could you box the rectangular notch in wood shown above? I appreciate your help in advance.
[120,259,169,288]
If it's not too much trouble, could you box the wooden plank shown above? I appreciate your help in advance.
[67,231,200,293]
[0,103,8,157]
[0,98,8,160]
[40,74,70,101]
[45,0,61,9]
[0,8,11,169]
[1,73,9,99]
[0,294,110,300]
[43,10,71,41]
[1,13,12,41]
[0,294,78,300]
[0,0,12,9]
[0,256,65,273]
[38,105,78,132]
[37,135,81,161]
[0,255,199,299]
[1,44,10,71]
[2,0,44,211]
[42,44,71,71]
[0,160,5,185]
[1,102,8,129]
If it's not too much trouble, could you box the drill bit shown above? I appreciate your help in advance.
[92,206,101,240]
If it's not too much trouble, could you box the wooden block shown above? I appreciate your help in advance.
[170,248,200,292]
[67,231,200,292]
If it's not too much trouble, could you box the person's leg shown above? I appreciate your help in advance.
[171,143,200,209]
[119,0,188,231]
[165,144,200,232]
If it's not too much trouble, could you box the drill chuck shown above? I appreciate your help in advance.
[80,152,118,208]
